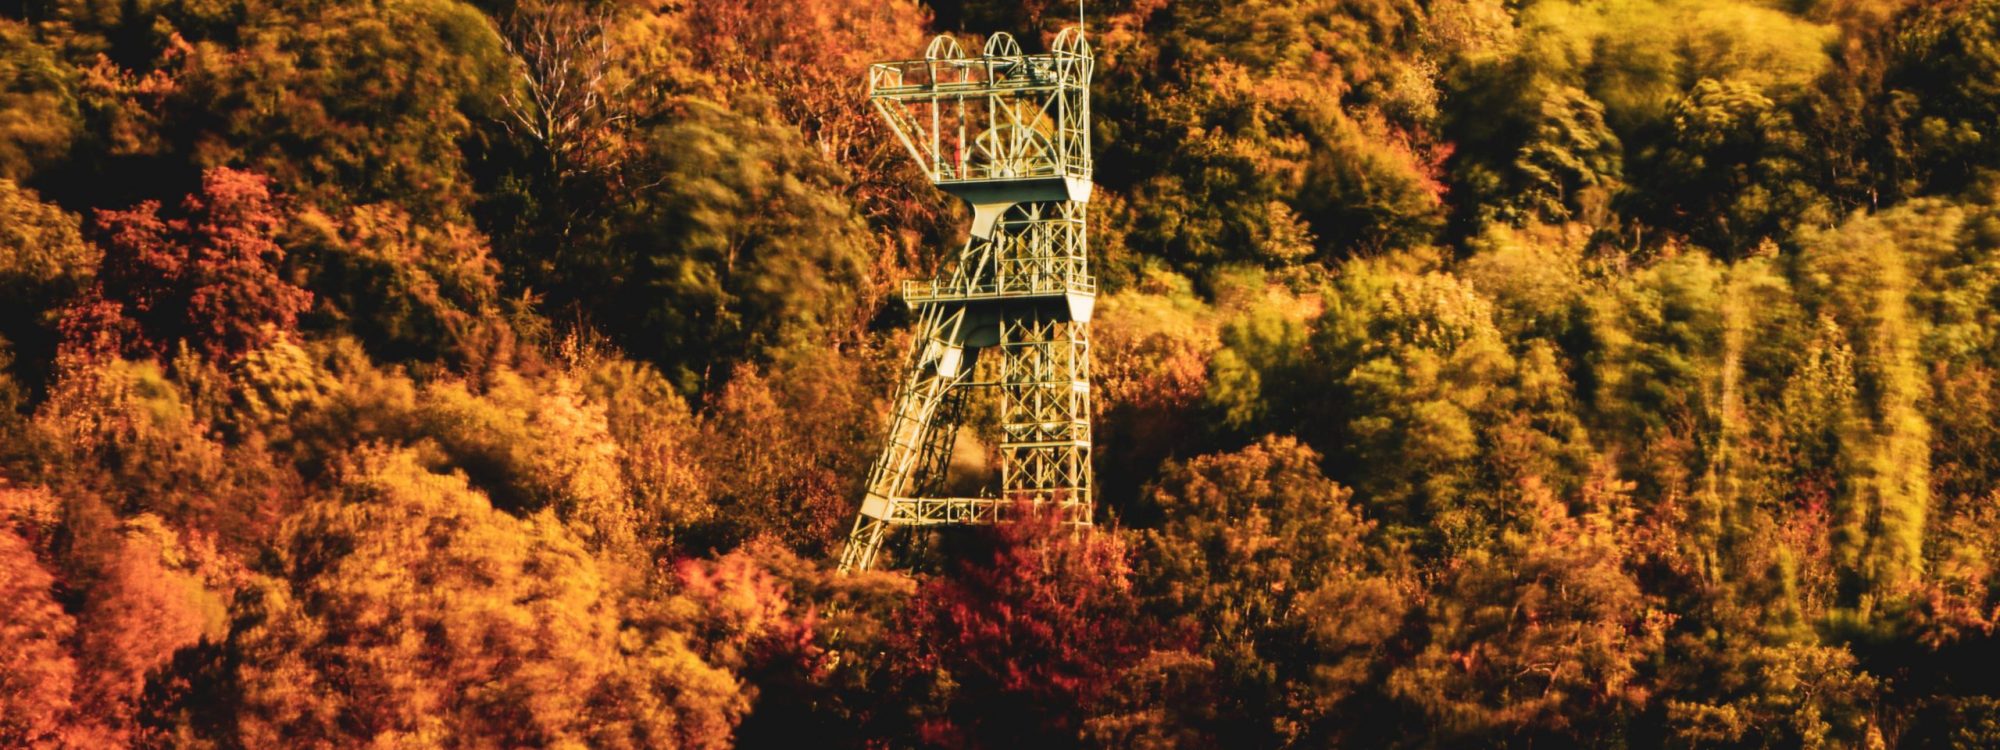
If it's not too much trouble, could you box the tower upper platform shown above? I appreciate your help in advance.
[869,27,1093,237]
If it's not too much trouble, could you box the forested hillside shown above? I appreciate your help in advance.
[5,0,2000,746]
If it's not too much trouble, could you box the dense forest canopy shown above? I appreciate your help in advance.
[6,0,2000,746]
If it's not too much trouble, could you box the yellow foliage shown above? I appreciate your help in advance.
[1517,0,1834,127]
[1798,204,1937,606]
[226,446,744,748]
[1094,280,1220,415]
[420,369,636,557]
[0,178,95,297]
[1459,222,1588,337]
[34,357,232,519]
[578,355,714,549]
[232,338,338,435]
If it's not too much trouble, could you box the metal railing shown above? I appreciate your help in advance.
[867,29,1093,186]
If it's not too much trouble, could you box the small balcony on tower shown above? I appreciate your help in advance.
[902,202,1096,323]
[869,28,1093,237]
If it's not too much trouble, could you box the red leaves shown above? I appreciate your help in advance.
[76,167,311,362]
[892,515,1154,748]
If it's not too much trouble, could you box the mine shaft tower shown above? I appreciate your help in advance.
[838,27,1096,573]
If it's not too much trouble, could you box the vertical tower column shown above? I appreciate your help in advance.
[999,311,1092,528]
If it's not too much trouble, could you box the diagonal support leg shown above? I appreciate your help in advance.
[840,303,975,573]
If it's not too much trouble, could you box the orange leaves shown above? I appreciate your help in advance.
[578,354,714,549]
[1094,288,1218,416]
[204,446,745,748]
[1132,435,1404,744]
[7,1,2000,746]
[0,523,75,748]
[1390,478,1665,739]
[71,515,227,744]
[687,351,882,555]
[669,542,818,675]
[0,484,240,748]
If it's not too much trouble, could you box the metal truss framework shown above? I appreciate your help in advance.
[840,28,1096,574]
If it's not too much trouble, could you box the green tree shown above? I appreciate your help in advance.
[1442,0,1835,246]
[1877,0,2000,198]
[1797,202,1938,611]
[416,369,637,558]
[1660,592,1883,748]
[1317,260,1592,553]
[592,100,872,394]
[1583,253,1733,503]
[669,0,948,257]
[1205,292,1315,433]
[1511,84,1623,225]
[30,356,299,547]
[170,0,513,216]
[0,178,97,389]
[1093,0,1446,269]
[46,0,513,216]
[0,20,81,181]
[1455,222,1588,341]
[1204,256,1597,556]
[1627,78,1827,257]
[285,203,519,372]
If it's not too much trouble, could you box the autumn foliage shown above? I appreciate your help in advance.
[84,168,310,362]
[6,0,2000,747]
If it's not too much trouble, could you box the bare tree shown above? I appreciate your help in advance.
[499,4,626,183]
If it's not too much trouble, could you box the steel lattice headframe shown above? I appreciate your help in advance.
[839,27,1096,574]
